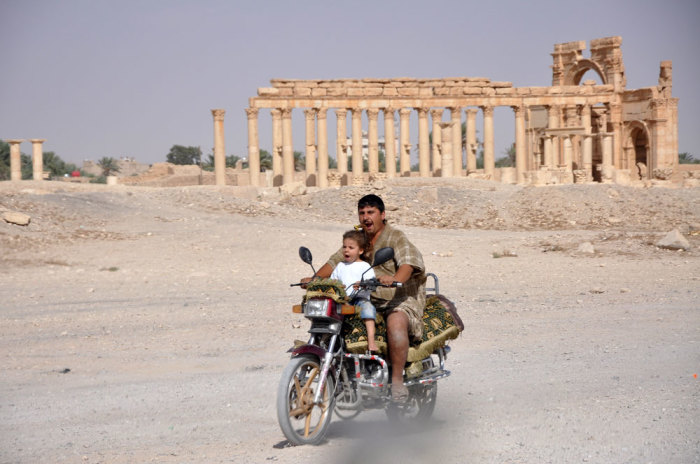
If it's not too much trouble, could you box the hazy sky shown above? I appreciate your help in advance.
[1,0,698,166]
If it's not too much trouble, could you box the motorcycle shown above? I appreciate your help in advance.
[276,246,462,445]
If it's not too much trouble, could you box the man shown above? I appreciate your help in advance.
[304,194,426,402]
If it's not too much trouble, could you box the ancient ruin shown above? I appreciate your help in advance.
[241,36,679,187]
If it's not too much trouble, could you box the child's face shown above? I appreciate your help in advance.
[342,238,363,263]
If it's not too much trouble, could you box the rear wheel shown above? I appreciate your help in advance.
[385,383,437,422]
[277,355,335,445]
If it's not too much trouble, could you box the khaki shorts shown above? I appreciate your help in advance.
[379,294,425,344]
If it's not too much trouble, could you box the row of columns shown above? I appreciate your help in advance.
[5,139,47,181]
[236,103,615,187]
[244,106,503,187]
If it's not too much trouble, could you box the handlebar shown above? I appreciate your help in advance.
[290,277,403,290]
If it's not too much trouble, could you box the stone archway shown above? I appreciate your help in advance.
[624,121,651,180]
[564,59,607,86]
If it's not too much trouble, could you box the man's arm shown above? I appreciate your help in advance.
[377,263,414,286]
[300,262,333,285]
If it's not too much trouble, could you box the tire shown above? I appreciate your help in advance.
[277,354,335,445]
[385,383,437,422]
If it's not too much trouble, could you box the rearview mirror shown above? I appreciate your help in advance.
[372,247,394,267]
[299,247,313,265]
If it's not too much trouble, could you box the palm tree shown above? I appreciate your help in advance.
[97,157,120,177]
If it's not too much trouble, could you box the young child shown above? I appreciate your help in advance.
[330,230,378,353]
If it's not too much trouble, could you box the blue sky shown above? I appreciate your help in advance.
[1,0,698,166]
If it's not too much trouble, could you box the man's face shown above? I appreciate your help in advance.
[358,205,385,236]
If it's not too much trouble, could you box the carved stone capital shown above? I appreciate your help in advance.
[430,108,444,120]
[244,108,258,120]
[304,108,318,120]
[511,105,524,115]
[399,108,412,117]
[367,108,379,120]
[7,139,24,144]
[29,139,46,144]
[480,106,494,117]
[280,108,292,118]
[270,108,282,119]
[317,108,327,120]
[335,108,347,120]
[212,109,226,121]
[383,107,395,115]
[415,107,429,117]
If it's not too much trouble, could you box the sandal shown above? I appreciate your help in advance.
[391,384,409,403]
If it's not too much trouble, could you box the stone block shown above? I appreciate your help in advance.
[482,87,495,96]
[419,88,434,97]
[463,87,483,95]
[311,88,327,96]
[656,229,690,251]
[382,87,398,96]
[295,87,312,96]
[365,87,383,95]
[491,81,513,88]
[496,88,515,95]
[347,88,365,97]
[327,88,347,97]
[398,87,419,96]
[1,211,30,226]
[257,87,280,96]
[278,88,293,96]
[435,88,451,96]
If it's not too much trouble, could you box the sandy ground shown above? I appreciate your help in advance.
[1,178,699,463]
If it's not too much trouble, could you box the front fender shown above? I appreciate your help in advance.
[290,343,327,360]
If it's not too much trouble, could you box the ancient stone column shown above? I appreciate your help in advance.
[430,108,443,176]
[416,107,430,177]
[513,105,526,184]
[450,107,462,176]
[30,139,46,181]
[543,135,553,168]
[8,139,23,181]
[465,109,478,174]
[562,135,573,171]
[439,122,453,177]
[335,109,348,176]
[582,134,593,180]
[602,132,614,183]
[317,108,329,188]
[481,106,495,178]
[367,108,379,174]
[383,107,396,177]
[245,108,261,187]
[212,109,227,186]
[351,108,363,179]
[304,108,318,186]
[271,109,283,186]
[399,108,412,176]
[281,108,294,185]
[548,105,561,167]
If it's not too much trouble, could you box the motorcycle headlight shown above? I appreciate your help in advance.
[304,299,331,317]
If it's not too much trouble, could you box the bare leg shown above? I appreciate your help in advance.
[386,310,409,398]
[364,319,378,351]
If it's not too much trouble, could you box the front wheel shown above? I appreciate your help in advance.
[386,383,437,422]
[277,354,335,445]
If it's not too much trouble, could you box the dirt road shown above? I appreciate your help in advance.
[1,180,698,463]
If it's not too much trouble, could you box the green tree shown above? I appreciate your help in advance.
[167,145,202,165]
[0,140,10,180]
[294,151,305,171]
[495,143,515,167]
[679,152,699,164]
[97,157,120,177]
[42,152,78,178]
[259,149,272,171]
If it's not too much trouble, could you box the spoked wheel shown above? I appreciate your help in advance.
[277,355,335,445]
[385,383,437,422]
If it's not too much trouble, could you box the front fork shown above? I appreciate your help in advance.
[313,333,339,404]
